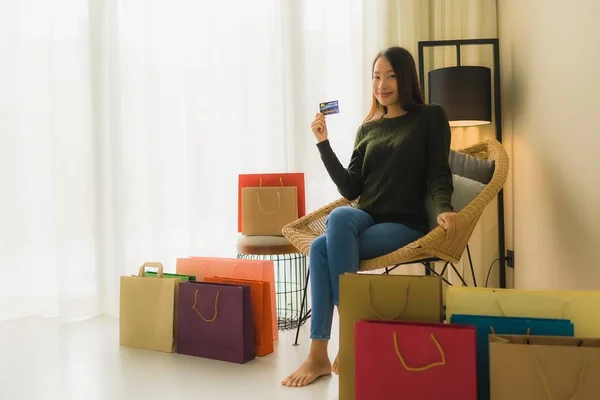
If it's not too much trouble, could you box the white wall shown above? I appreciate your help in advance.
[498,0,600,289]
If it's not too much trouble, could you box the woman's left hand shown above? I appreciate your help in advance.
[437,212,461,238]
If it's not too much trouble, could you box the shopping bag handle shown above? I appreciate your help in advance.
[532,350,586,400]
[138,262,164,278]
[192,288,219,323]
[259,177,284,187]
[490,326,536,344]
[368,282,409,320]
[256,191,282,215]
[393,332,446,372]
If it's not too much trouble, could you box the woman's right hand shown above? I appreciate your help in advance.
[311,113,328,143]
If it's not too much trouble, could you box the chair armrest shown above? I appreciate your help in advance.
[282,197,354,254]
[401,139,509,263]
[360,140,509,270]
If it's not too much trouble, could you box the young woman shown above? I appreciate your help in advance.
[282,47,460,388]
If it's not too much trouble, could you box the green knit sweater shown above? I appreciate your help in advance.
[316,104,454,234]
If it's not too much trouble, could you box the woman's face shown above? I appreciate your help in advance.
[372,56,399,107]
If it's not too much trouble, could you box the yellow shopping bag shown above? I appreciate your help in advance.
[446,287,600,337]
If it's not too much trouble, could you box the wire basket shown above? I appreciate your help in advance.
[237,252,308,331]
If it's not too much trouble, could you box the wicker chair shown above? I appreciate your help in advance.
[283,140,509,344]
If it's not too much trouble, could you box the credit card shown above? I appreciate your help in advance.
[319,100,339,115]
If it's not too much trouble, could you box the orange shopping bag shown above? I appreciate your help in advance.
[205,276,274,356]
[176,257,278,340]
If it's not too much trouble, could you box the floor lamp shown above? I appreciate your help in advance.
[417,38,507,288]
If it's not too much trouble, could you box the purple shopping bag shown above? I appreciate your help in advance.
[177,281,255,364]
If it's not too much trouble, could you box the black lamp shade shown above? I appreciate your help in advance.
[428,66,492,127]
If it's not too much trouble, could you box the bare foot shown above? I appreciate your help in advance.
[332,353,339,375]
[281,357,332,387]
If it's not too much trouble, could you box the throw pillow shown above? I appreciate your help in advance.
[449,149,495,184]
[425,174,486,230]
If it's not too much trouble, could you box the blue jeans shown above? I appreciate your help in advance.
[309,206,424,340]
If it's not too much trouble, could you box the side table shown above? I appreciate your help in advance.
[237,235,309,340]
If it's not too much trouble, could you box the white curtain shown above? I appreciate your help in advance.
[0,0,98,321]
[0,0,386,321]
[0,0,500,322]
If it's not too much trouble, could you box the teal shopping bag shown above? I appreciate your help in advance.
[450,314,574,400]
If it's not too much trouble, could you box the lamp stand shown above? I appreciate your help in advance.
[417,38,507,288]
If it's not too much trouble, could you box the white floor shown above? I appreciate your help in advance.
[0,316,340,400]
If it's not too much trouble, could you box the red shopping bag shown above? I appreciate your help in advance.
[354,320,477,400]
[237,173,305,232]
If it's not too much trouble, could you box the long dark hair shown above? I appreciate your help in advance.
[364,47,425,122]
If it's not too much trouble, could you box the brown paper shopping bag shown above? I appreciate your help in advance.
[119,262,180,353]
[241,186,298,236]
[489,335,600,399]
[339,273,443,400]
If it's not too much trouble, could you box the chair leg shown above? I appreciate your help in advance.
[440,262,449,276]
[466,245,477,287]
[421,262,453,286]
[449,263,469,286]
[293,267,311,346]
[383,264,400,274]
